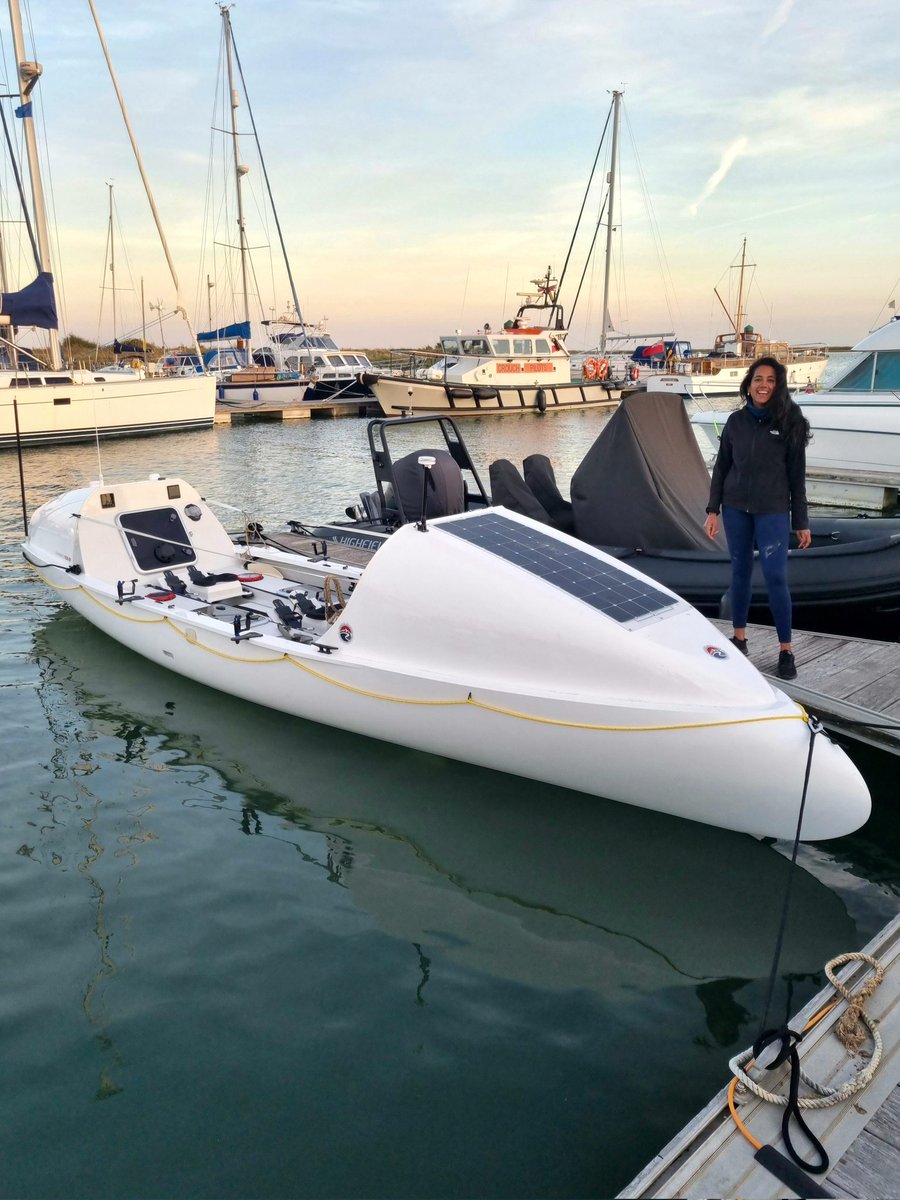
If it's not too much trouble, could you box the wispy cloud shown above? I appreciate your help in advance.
[687,137,750,215]
[761,0,795,40]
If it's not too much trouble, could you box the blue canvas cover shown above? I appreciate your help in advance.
[197,320,251,342]
[0,272,58,329]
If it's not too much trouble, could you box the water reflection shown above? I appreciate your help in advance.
[31,609,860,1039]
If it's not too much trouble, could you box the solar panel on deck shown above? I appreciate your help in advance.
[440,512,678,623]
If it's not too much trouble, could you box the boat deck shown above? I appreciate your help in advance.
[711,619,900,756]
[617,913,900,1199]
[247,530,378,569]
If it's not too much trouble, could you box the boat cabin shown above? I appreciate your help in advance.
[829,316,900,393]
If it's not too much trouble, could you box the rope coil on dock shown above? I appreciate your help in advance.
[729,952,885,1110]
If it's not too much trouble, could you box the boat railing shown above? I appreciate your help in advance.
[375,349,444,378]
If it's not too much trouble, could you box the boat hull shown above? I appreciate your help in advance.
[605,518,900,615]
[640,355,828,397]
[216,377,309,405]
[0,373,216,448]
[23,558,867,842]
[371,374,620,415]
[692,400,900,479]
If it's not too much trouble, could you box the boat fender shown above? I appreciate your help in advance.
[629,364,640,382]
[583,358,599,379]
[131,359,142,370]
[535,387,547,414]
[595,357,610,380]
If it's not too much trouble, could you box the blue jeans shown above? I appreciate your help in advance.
[721,507,792,643]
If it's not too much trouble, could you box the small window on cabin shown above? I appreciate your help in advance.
[53,396,71,405]
[513,338,533,355]
[832,353,874,392]
[441,338,461,354]
[873,351,900,390]
[327,355,347,367]
[492,338,510,355]
[535,339,551,353]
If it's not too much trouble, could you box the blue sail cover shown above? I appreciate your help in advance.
[0,272,58,329]
[197,320,251,342]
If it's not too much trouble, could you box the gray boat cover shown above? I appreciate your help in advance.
[523,454,576,534]
[392,448,466,521]
[570,391,727,550]
[489,460,552,524]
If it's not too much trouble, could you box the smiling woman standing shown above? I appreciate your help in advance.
[703,356,812,680]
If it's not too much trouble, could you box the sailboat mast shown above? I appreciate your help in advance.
[735,236,747,348]
[8,0,61,367]
[599,89,621,355]
[221,4,252,352]
[107,182,117,346]
[87,0,204,362]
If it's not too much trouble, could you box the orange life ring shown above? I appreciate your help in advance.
[583,357,599,379]
[629,365,640,382]
[595,357,610,380]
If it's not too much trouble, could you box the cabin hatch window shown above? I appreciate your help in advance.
[119,507,197,571]
[873,351,900,390]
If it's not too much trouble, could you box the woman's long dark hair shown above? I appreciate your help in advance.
[739,356,811,447]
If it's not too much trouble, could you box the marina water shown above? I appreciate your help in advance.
[1,411,898,1198]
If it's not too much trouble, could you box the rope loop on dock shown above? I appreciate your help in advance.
[825,951,885,1054]
[729,952,884,1111]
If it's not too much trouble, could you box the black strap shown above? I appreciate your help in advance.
[753,1027,830,1175]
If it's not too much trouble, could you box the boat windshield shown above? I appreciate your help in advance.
[874,351,900,390]
[832,353,874,391]
[441,336,492,356]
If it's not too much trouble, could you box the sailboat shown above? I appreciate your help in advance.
[0,0,215,450]
[640,239,829,397]
[196,3,314,408]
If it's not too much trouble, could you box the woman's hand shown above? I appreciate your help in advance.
[704,512,719,539]
[796,528,812,549]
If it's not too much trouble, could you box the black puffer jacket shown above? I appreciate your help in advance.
[706,404,808,529]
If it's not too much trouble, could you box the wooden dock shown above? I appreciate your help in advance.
[618,912,900,1199]
[214,398,377,425]
[711,620,900,756]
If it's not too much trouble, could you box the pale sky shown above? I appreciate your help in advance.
[1,0,897,351]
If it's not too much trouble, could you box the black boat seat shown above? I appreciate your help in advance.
[523,454,575,534]
[488,460,552,525]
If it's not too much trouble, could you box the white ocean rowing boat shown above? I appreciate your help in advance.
[22,470,870,840]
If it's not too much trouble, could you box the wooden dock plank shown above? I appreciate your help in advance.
[710,620,900,755]
[617,914,900,1199]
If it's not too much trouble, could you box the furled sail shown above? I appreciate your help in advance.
[197,320,251,342]
[0,272,58,329]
